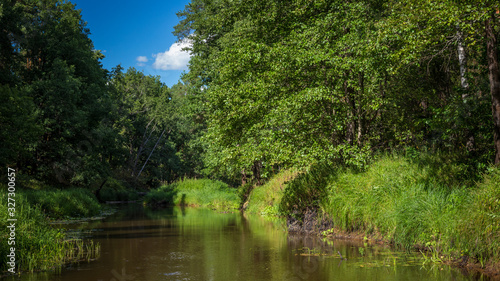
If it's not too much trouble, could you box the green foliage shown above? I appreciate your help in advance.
[175,0,498,183]
[456,167,500,261]
[0,84,40,166]
[245,169,299,215]
[0,0,118,187]
[279,163,338,217]
[144,179,240,211]
[22,188,101,219]
[0,191,99,272]
[109,68,203,185]
[99,178,139,202]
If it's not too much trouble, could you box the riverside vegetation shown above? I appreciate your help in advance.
[2,0,500,278]
[245,153,500,275]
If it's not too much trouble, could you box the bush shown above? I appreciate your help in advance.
[98,178,139,202]
[23,188,101,219]
[144,179,240,211]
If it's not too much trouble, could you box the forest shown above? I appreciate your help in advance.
[1,0,500,277]
[1,0,499,188]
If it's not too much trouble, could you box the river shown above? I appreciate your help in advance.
[3,204,485,281]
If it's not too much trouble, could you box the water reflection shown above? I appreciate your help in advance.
[3,204,486,281]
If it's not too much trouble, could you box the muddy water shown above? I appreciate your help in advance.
[5,204,484,281]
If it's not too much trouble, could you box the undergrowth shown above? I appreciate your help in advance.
[253,152,500,266]
[144,178,239,211]
[0,192,100,273]
[245,169,299,216]
[22,188,101,219]
[99,178,139,202]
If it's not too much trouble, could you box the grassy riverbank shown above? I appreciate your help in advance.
[246,153,500,273]
[143,179,239,211]
[0,191,101,274]
[22,188,102,219]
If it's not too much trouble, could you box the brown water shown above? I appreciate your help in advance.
[4,204,486,281]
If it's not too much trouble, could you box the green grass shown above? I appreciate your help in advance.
[98,178,139,202]
[250,152,500,266]
[22,188,101,219]
[245,169,298,216]
[0,192,100,273]
[144,178,240,211]
[319,156,469,249]
[455,168,500,264]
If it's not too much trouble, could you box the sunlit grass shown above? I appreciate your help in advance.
[0,192,100,273]
[22,188,101,219]
[254,152,500,265]
[144,179,240,211]
[245,169,299,216]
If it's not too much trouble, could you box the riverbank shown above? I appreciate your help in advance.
[0,179,135,275]
[244,153,500,279]
[143,178,240,211]
[0,191,101,275]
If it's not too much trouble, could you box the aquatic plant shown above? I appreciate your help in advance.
[0,192,100,273]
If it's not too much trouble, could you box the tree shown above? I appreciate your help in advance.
[0,0,118,186]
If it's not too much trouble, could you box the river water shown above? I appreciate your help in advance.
[4,204,485,281]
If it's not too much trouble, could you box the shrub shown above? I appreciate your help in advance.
[144,179,240,211]
[23,188,101,219]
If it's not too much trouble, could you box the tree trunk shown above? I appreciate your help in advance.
[357,72,364,146]
[94,179,107,203]
[137,129,168,178]
[344,79,356,145]
[486,16,500,165]
[456,28,469,91]
[251,161,263,186]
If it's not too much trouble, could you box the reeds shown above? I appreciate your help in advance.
[0,193,100,273]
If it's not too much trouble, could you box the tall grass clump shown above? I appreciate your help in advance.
[279,163,338,217]
[320,154,470,250]
[23,188,101,219]
[245,169,299,216]
[144,179,240,211]
[0,192,100,273]
[455,167,500,264]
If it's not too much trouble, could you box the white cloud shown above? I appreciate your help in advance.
[136,56,148,67]
[152,40,192,70]
[136,56,148,62]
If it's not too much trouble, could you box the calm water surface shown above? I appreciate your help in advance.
[5,204,485,281]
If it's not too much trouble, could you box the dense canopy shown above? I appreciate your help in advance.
[0,0,499,187]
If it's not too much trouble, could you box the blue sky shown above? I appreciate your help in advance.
[71,0,192,87]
